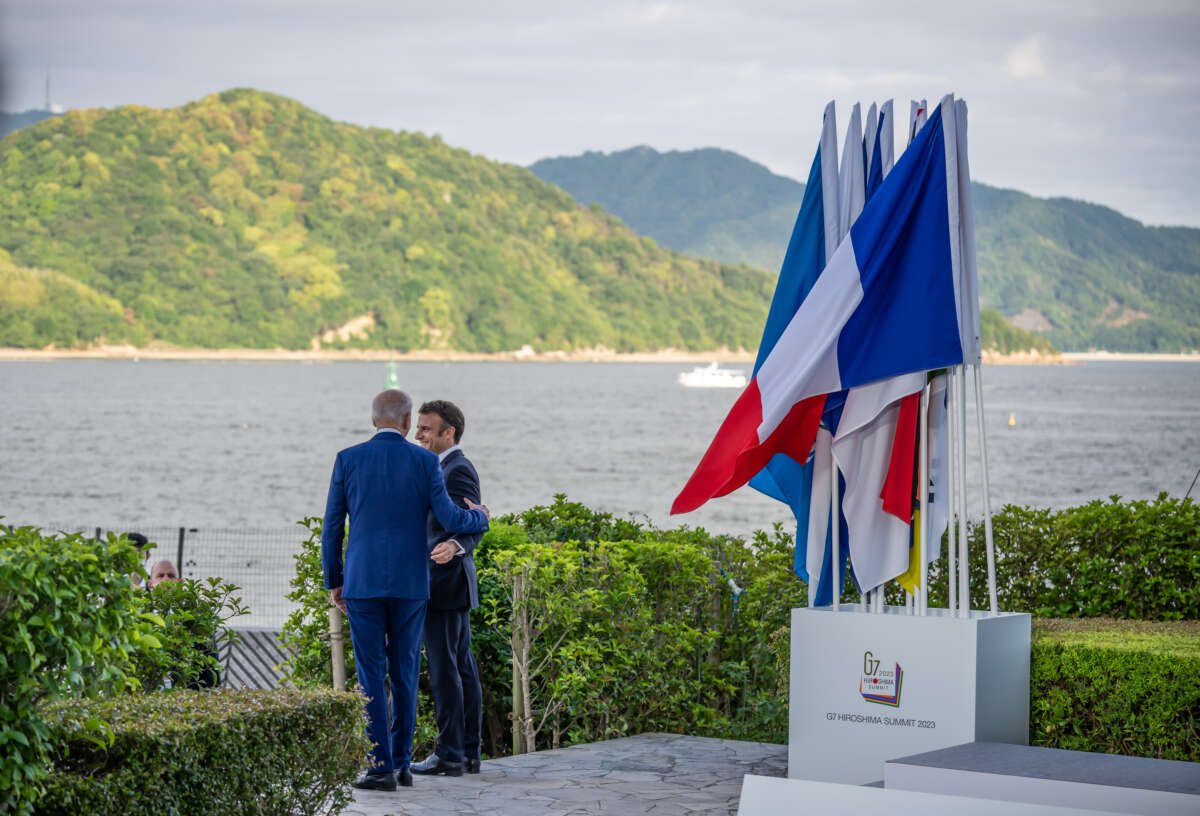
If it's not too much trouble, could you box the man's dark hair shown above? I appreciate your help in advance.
[419,400,465,444]
[124,532,149,553]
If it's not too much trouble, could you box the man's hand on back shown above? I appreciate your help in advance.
[430,540,458,564]
[465,498,490,519]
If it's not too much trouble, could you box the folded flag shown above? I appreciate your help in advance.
[672,97,967,517]
[866,100,894,201]
[830,99,926,595]
[745,102,840,583]
[896,373,950,593]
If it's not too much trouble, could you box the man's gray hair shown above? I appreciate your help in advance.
[372,389,412,425]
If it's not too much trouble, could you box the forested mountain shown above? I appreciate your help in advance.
[0,90,773,351]
[531,147,802,273]
[531,147,1200,352]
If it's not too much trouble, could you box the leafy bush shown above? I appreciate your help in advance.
[36,688,371,816]
[0,526,158,815]
[1030,619,1199,760]
[916,494,1199,618]
[282,495,1199,763]
[281,518,353,689]
[132,577,248,691]
[284,497,801,756]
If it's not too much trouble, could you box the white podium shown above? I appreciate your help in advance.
[788,605,1031,784]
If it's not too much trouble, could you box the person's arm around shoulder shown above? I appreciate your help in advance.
[321,453,349,613]
[426,452,489,534]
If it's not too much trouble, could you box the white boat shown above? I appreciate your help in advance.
[678,362,748,389]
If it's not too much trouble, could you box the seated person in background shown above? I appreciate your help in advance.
[147,559,180,589]
[125,532,152,589]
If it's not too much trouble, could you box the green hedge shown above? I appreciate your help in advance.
[0,526,156,815]
[907,494,1199,619]
[36,688,370,816]
[1031,619,1199,760]
[282,496,1198,762]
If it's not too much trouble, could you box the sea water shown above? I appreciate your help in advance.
[2,359,1198,537]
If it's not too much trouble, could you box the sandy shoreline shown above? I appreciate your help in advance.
[1,345,1196,364]
[1059,351,1200,363]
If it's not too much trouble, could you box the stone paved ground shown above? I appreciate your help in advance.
[345,733,787,816]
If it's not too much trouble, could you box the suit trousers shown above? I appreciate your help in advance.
[345,597,426,773]
[421,606,482,763]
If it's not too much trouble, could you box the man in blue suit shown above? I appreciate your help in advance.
[410,400,484,778]
[322,389,489,791]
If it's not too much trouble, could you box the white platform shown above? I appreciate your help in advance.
[738,775,1132,815]
[885,742,1200,816]
[789,605,1030,784]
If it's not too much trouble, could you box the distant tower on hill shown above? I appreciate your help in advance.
[44,69,63,114]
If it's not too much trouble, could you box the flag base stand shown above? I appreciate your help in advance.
[787,605,1030,785]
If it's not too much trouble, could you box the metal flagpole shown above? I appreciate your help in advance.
[831,461,841,611]
[946,368,958,614]
[957,364,971,615]
[918,383,931,616]
[808,562,817,608]
[974,364,999,614]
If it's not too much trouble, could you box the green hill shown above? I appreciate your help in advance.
[531,147,802,273]
[531,147,1200,352]
[0,90,773,351]
[979,308,1055,355]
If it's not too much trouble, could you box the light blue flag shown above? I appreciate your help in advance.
[747,103,839,585]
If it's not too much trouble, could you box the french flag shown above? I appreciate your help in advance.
[672,97,970,517]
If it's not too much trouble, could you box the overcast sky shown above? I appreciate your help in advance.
[4,0,1198,226]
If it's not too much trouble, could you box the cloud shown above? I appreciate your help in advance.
[638,3,683,25]
[1004,36,1047,80]
[4,0,1199,226]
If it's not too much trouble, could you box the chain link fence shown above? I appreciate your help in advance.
[28,523,306,629]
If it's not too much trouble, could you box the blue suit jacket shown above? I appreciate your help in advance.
[321,431,489,600]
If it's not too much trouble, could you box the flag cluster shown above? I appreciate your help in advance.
[671,95,981,601]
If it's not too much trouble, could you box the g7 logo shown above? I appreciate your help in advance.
[863,651,880,676]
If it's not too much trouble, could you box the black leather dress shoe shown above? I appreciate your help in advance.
[465,757,481,774]
[410,753,464,776]
[395,767,413,787]
[353,771,397,791]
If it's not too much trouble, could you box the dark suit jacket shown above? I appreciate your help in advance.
[321,431,488,600]
[427,448,482,611]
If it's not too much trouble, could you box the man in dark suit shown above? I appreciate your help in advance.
[322,389,489,791]
[410,400,485,777]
